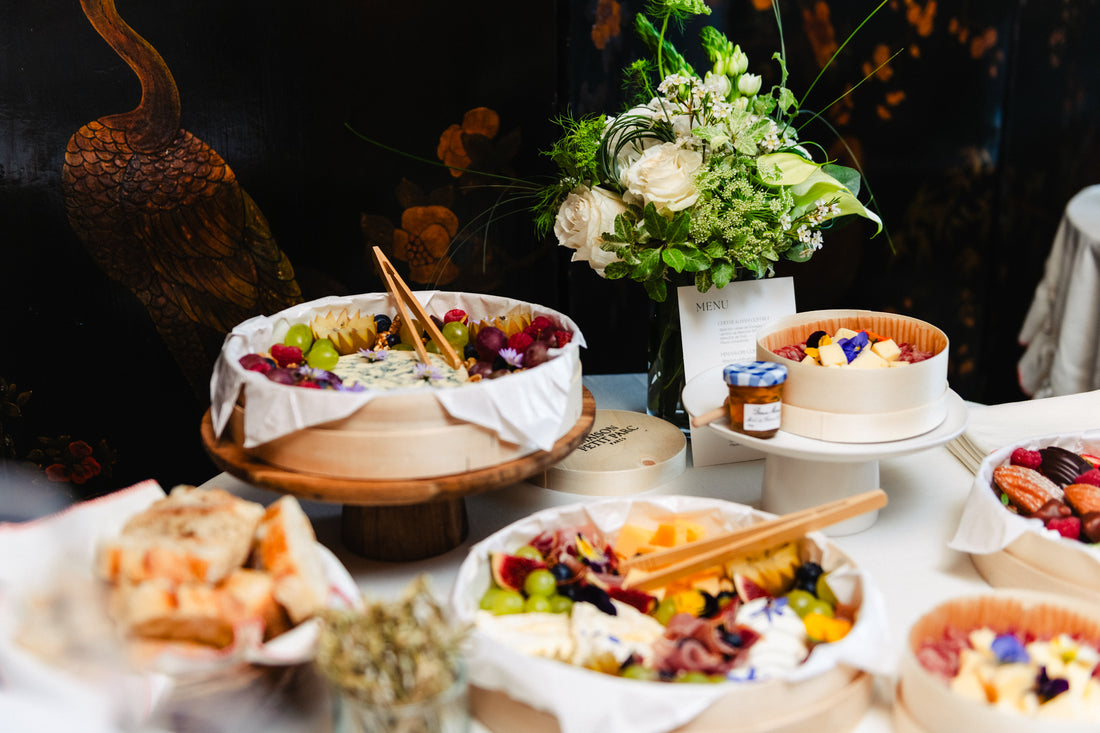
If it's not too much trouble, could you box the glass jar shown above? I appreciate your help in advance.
[722,361,787,439]
[337,659,470,733]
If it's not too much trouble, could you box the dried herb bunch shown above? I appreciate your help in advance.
[315,575,468,707]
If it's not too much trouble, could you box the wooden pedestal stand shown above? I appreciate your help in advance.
[200,389,595,561]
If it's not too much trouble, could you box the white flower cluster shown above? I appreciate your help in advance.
[806,198,843,226]
[796,225,824,251]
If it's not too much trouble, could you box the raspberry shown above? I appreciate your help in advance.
[1073,468,1100,487]
[553,330,572,347]
[1046,516,1081,541]
[507,332,534,353]
[1010,448,1042,470]
[270,344,303,367]
[443,309,468,325]
[525,316,555,340]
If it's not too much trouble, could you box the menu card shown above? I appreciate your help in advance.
[677,277,796,466]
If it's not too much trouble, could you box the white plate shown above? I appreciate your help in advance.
[682,364,969,463]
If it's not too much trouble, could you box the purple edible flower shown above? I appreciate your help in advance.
[498,347,524,368]
[357,348,386,362]
[1035,666,1070,703]
[837,331,869,363]
[415,363,444,381]
[991,634,1029,664]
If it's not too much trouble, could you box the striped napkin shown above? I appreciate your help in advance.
[946,389,1100,473]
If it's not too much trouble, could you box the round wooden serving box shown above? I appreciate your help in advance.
[756,309,950,443]
[202,291,593,561]
[896,592,1100,733]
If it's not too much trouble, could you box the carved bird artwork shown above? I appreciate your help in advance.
[61,0,301,400]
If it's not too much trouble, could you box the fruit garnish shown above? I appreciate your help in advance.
[733,573,771,602]
[489,552,546,593]
[1010,447,1043,469]
[284,322,314,352]
[443,309,468,325]
[803,613,851,643]
[271,343,303,367]
[239,353,274,374]
[1073,468,1100,488]
[507,332,534,354]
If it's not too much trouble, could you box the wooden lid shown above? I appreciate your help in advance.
[529,410,686,495]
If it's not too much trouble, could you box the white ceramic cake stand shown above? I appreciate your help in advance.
[682,365,969,535]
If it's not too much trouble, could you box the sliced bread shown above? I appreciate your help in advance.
[253,495,329,624]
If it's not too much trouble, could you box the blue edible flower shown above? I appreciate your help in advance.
[991,634,1029,664]
[837,331,869,363]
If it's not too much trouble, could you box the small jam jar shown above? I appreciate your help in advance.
[722,361,788,439]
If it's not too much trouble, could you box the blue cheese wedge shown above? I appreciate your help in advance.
[331,350,467,390]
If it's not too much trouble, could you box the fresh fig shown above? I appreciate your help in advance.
[733,573,771,602]
[489,552,546,593]
[606,586,657,614]
[467,360,494,379]
[474,326,507,361]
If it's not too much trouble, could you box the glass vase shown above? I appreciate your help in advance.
[647,275,691,432]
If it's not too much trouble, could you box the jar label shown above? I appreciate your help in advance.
[743,402,782,431]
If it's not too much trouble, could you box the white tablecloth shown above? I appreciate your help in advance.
[1018,184,1100,397]
[200,373,985,733]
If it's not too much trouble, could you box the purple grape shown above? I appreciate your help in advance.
[474,326,507,360]
[523,341,550,368]
[468,360,494,379]
[266,367,298,385]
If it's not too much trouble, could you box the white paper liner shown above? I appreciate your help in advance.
[210,291,586,451]
[949,430,1100,563]
[450,495,893,733]
[0,480,360,729]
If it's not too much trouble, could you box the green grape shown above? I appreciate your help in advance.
[807,599,834,618]
[677,671,712,684]
[491,590,525,615]
[426,340,442,354]
[479,587,504,611]
[284,323,314,352]
[652,597,677,625]
[523,569,557,598]
[524,595,552,613]
[442,321,470,348]
[513,545,543,561]
[306,339,339,370]
[620,664,658,681]
[785,589,817,618]
[816,574,838,607]
[548,595,573,614]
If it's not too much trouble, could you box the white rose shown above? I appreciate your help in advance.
[553,186,628,277]
[621,142,703,214]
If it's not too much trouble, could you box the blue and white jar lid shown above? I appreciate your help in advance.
[723,361,788,387]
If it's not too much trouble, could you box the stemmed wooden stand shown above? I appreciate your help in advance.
[201,248,595,561]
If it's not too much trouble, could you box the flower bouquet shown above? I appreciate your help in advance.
[534,0,886,424]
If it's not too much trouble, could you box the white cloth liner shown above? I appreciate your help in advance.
[0,480,360,731]
[450,495,893,733]
[209,291,586,451]
[949,430,1100,566]
[945,389,1100,474]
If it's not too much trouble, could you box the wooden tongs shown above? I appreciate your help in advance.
[371,246,463,370]
[619,489,887,591]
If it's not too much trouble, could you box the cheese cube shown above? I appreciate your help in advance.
[849,348,889,369]
[834,327,860,340]
[817,341,848,367]
[870,338,901,362]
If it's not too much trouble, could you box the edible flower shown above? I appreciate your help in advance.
[498,347,523,368]
[991,634,1029,664]
[837,331,869,363]
[357,348,387,362]
[415,363,445,381]
[1035,666,1070,703]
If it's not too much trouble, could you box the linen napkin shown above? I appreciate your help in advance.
[945,389,1100,473]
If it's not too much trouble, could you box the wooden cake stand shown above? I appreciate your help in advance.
[200,389,596,561]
